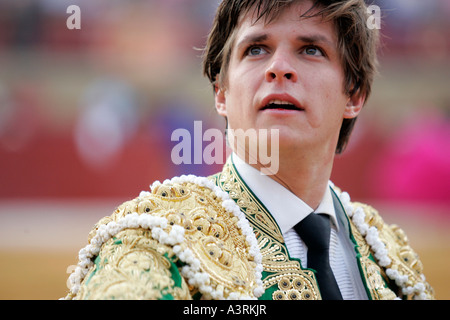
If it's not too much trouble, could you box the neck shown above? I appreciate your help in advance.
[247,145,336,210]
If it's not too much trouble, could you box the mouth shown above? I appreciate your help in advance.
[260,96,304,112]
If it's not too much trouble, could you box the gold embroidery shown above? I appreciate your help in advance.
[77,228,191,300]
[214,160,321,300]
[272,275,317,300]
[149,182,259,298]
[382,227,434,299]
[348,214,397,300]
[77,178,261,300]
[218,163,284,243]
[350,202,434,300]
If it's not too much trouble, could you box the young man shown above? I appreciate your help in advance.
[64,0,434,300]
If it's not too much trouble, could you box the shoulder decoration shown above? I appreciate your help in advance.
[63,175,264,300]
[333,184,434,300]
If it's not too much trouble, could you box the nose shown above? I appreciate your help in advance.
[265,51,298,83]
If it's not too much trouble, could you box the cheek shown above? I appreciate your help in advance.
[226,73,256,110]
[306,72,348,127]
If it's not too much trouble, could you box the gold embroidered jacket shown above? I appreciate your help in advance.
[64,159,434,300]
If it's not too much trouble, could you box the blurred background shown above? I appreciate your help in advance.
[0,0,449,299]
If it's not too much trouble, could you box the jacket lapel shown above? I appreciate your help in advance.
[331,188,398,300]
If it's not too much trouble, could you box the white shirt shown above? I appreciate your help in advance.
[232,153,368,300]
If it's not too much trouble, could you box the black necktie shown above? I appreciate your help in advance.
[294,213,343,300]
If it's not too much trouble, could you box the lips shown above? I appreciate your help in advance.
[260,94,304,112]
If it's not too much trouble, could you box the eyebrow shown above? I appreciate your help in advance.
[236,33,268,51]
[297,35,334,48]
[235,32,335,51]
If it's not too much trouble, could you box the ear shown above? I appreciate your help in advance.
[343,90,366,119]
[214,82,227,117]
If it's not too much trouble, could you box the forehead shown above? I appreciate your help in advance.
[232,1,336,47]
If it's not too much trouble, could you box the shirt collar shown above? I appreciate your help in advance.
[231,153,339,233]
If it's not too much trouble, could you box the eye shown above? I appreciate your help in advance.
[246,45,267,56]
[302,46,324,56]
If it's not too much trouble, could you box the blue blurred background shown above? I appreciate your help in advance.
[0,0,449,299]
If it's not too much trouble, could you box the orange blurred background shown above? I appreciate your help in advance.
[0,0,449,299]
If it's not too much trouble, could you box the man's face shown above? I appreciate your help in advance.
[215,1,363,155]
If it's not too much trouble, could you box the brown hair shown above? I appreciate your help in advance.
[202,0,380,154]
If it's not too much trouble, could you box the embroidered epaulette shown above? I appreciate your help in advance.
[63,175,263,300]
[336,188,435,300]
